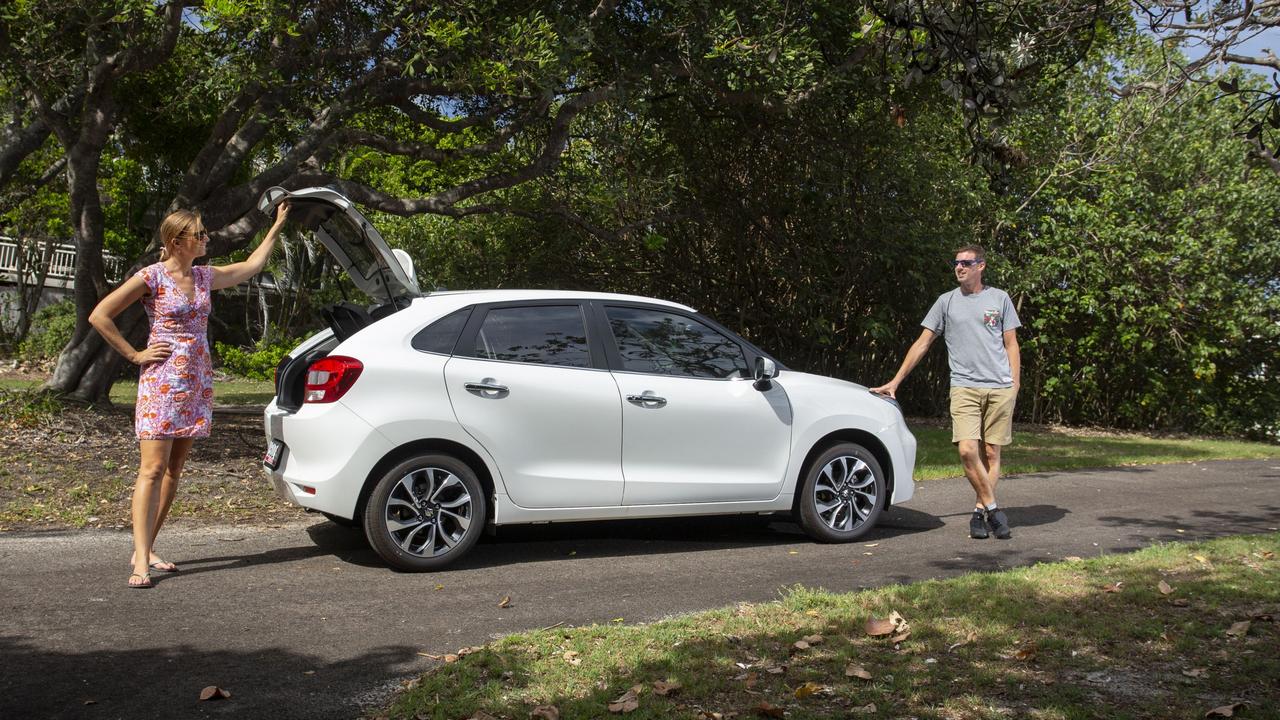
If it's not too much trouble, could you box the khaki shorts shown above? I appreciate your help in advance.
[950,386,1017,445]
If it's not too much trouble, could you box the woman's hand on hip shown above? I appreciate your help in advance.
[133,341,172,365]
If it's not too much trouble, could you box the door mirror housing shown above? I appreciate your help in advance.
[753,356,778,390]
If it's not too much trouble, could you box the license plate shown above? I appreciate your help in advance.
[263,439,285,470]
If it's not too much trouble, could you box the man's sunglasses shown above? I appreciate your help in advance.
[951,258,983,268]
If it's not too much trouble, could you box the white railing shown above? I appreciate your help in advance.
[0,237,126,289]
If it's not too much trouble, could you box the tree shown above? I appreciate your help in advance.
[1131,1,1280,174]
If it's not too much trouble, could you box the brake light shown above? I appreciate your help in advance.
[304,356,363,403]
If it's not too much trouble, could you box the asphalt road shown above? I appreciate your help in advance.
[1,459,1277,719]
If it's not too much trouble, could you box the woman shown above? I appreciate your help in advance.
[90,202,290,588]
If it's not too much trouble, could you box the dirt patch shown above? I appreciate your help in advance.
[0,400,306,531]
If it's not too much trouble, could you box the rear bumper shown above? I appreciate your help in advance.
[262,398,393,519]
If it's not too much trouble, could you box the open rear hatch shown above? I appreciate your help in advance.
[258,186,423,411]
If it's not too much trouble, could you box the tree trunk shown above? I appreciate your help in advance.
[43,141,130,403]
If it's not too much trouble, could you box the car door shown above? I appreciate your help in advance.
[444,303,624,508]
[600,304,794,505]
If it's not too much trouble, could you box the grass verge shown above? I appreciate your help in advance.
[912,425,1276,480]
[381,534,1280,720]
[0,376,275,406]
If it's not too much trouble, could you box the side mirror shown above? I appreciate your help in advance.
[753,357,778,390]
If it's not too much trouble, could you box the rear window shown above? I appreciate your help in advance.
[412,307,472,355]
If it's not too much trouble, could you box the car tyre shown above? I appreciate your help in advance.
[797,442,885,543]
[364,453,487,571]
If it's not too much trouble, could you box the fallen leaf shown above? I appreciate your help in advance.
[198,686,231,701]
[563,650,582,666]
[1194,554,1210,565]
[1158,580,1174,595]
[498,595,512,608]
[845,664,872,680]
[852,703,877,714]
[1065,556,1083,562]
[865,617,896,636]
[791,640,810,652]
[891,631,911,643]
[794,681,824,699]
[470,713,500,720]
[444,654,460,663]
[653,680,681,696]
[1102,582,1123,593]
[1261,551,1275,560]
[764,665,786,675]
[1012,644,1037,662]
[1182,668,1208,678]
[754,701,785,718]
[788,550,799,555]
[804,609,820,617]
[1205,702,1245,717]
[948,630,978,652]
[434,584,444,590]
[303,670,316,675]
[530,705,560,720]
[1171,598,1191,607]
[608,689,639,714]
[1225,620,1251,637]
[801,634,823,645]
[864,543,880,547]
[611,618,624,623]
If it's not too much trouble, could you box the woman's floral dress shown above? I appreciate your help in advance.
[134,263,214,439]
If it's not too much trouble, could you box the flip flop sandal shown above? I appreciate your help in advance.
[127,572,153,589]
[149,561,179,573]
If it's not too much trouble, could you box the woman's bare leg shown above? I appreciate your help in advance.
[148,438,193,565]
[131,440,173,582]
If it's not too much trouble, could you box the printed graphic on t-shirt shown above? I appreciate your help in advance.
[983,308,1001,329]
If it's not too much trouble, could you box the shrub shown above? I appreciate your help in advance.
[18,300,76,362]
[215,334,299,381]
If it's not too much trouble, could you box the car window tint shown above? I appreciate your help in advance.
[472,306,591,368]
[411,307,472,355]
[605,307,748,378]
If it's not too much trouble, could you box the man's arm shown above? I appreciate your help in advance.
[870,328,937,398]
[1003,329,1020,391]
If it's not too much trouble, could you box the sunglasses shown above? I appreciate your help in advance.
[184,229,209,240]
[951,258,983,268]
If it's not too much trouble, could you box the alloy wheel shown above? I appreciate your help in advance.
[811,455,878,532]
[383,466,473,557]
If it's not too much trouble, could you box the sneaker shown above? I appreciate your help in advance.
[969,510,990,539]
[988,508,1012,539]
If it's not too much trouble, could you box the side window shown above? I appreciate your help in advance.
[605,306,748,379]
[471,305,591,368]
[411,307,472,355]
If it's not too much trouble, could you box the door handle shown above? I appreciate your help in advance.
[465,379,509,398]
[626,393,667,408]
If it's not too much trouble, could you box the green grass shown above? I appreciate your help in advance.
[383,534,1280,720]
[912,425,1277,480]
[0,377,275,406]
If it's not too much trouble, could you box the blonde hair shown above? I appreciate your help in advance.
[157,209,202,261]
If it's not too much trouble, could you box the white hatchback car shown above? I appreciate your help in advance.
[259,187,917,570]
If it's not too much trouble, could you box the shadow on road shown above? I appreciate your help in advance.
[1098,505,1280,537]
[0,634,416,720]
[292,507,948,572]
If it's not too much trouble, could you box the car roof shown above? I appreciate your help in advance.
[419,289,697,313]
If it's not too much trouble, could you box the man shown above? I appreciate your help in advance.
[871,245,1021,539]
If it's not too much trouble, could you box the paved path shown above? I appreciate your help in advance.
[1,459,1277,719]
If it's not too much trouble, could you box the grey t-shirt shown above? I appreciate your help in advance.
[921,286,1021,388]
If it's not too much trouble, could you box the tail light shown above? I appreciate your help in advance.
[304,356,363,404]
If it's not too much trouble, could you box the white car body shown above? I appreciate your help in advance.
[258,188,916,570]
